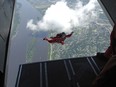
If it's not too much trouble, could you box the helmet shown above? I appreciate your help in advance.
[62,32,65,34]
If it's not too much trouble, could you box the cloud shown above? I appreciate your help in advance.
[27,0,97,33]
[27,19,37,31]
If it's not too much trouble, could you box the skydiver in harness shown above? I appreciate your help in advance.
[43,32,73,45]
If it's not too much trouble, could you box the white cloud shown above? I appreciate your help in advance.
[27,0,98,33]
[27,19,37,31]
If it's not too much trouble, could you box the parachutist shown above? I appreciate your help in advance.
[43,32,73,45]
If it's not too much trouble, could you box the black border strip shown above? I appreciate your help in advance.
[40,63,43,87]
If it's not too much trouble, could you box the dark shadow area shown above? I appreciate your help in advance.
[0,71,4,87]
[16,56,107,87]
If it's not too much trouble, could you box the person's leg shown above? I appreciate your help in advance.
[61,41,64,45]
[101,25,114,60]
[92,55,116,87]
[104,46,113,60]
[93,24,116,87]
[43,38,53,43]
